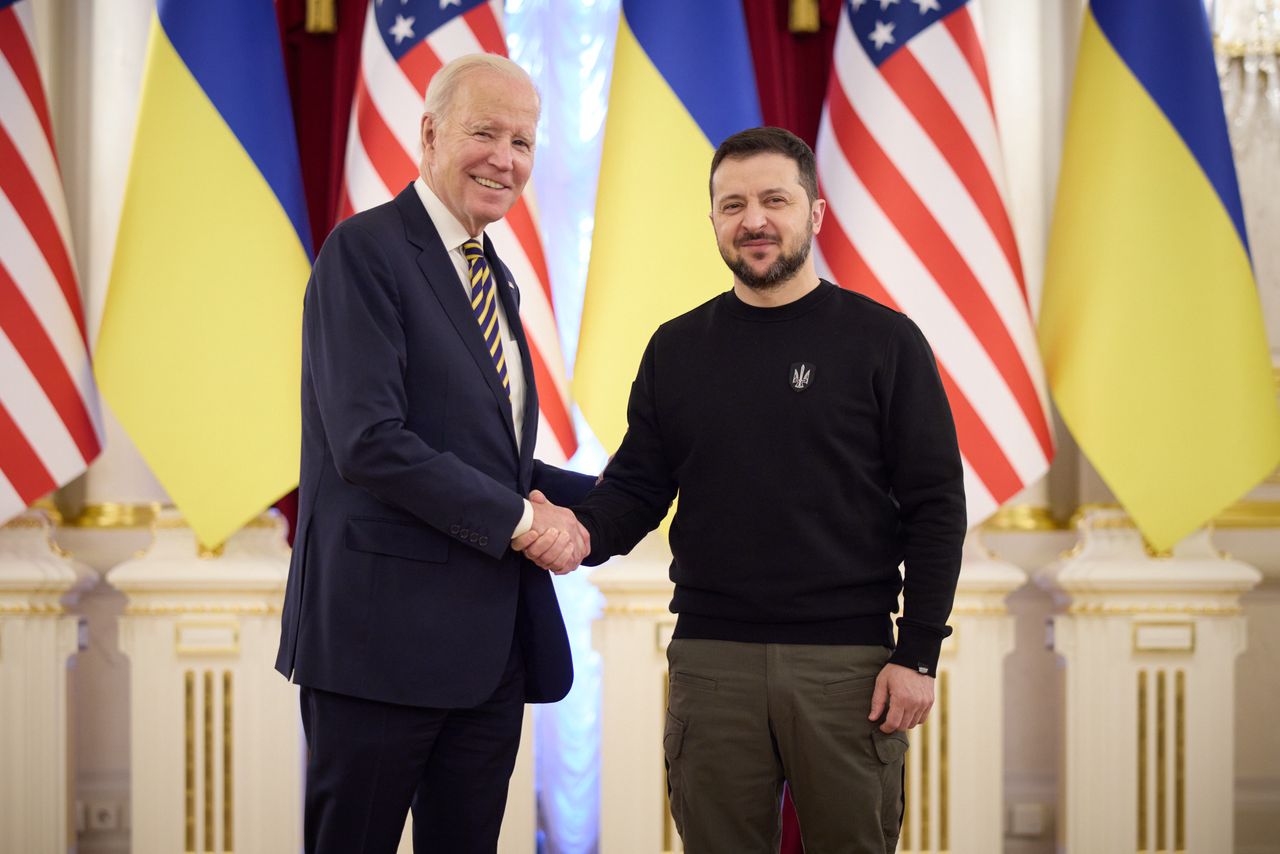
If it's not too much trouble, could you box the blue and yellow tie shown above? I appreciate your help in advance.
[462,239,510,397]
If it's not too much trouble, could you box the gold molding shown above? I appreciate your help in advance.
[1213,500,1280,529]
[1068,602,1242,617]
[981,505,1065,532]
[204,670,215,853]
[125,602,281,617]
[224,670,234,853]
[1215,38,1280,58]
[2,517,46,530]
[1138,669,1148,850]
[601,602,672,617]
[65,502,162,529]
[185,671,196,852]
[1176,669,1186,851]
[0,602,65,615]
[950,605,1008,618]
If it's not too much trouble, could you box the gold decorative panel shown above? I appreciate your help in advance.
[184,668,235,853]
[1137,667,1186,853]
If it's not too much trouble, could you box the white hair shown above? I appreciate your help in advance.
[423,53,540,121]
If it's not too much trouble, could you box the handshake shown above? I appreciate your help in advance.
[510,489,590,575]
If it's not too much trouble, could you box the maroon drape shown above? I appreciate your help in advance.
[273,0,367,541]
[742,0,843,147]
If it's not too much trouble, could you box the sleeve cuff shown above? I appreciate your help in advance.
[510,499,534,540]
[889,619,950,677]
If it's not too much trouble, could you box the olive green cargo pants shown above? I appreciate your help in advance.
[664,639,908,853]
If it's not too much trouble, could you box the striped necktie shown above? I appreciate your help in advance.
[462,239,510,398]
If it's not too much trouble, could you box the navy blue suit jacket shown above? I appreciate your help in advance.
[275,184,592,708]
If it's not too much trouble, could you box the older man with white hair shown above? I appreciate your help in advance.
[275,54,594,853]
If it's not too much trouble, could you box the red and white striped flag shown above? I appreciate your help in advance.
[815,0,1053,525]
[339,0,577,462]
[0,0,102,523]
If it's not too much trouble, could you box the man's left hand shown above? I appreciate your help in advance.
[868,662,934,733]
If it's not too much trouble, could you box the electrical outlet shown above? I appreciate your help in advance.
[86,800,118,831]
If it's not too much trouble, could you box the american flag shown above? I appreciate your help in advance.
[340,0,577,462]
[815,0,1053,525]
[0,0,102,523]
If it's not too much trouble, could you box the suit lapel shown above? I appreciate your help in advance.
[395,186,518,453]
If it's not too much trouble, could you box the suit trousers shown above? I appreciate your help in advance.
[300,640,525,854]
[663,639,908,854]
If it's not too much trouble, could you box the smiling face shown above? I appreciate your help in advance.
[710,152,825,293]
[419,69,538,236]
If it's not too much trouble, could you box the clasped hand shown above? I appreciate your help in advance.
[510,490,590,575]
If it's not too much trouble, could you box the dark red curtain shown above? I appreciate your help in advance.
[273,0,367,540]
[742,0,843,147]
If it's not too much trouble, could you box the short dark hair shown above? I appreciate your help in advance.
[709,127,818,204]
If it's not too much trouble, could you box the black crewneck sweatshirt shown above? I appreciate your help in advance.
[576,281,966,675]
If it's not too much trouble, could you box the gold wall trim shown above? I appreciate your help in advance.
[1215,38,1280,58]
[185,671,196,853]
[981,505,1065,532]
[1068,500,1280,531]
[2,517,47,529]
[204,671,215,853]
[125,602,281,617]
[601,603,672,617]
[1176,670,1186,852]
[1138,670,1148,850]
[1067,603,1241,617]
[1156,670,1167,851]
[1213,500,1280,529]
[65,502,161,529]
[224,670,234,853]
[0,602,65,615]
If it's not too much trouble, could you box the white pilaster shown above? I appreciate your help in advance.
[0,509,95,854]
[901,536,1024,854]
[591,533,678,854]
[1039,508,1259,854]
[107,510,302,854]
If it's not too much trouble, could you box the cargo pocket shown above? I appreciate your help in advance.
[663,710,687,835]
[872,729,909,848]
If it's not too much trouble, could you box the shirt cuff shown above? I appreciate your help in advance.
[510,499,534,540]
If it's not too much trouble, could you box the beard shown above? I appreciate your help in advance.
[720,226,813,292]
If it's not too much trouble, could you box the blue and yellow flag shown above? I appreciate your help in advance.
[575,0,761,450]
[1040,0,1280,549]
[95,0,311,547]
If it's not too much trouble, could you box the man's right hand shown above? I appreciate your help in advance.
[511,490,590,574]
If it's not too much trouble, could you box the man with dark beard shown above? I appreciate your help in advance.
[548,127,966,851]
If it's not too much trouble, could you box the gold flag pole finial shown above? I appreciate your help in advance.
[306,0,336,34]
[790,0,821,34]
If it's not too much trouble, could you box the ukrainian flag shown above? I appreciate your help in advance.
[95,0,311,548]
[1040,0,1280,550]
[575,0,761,450]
